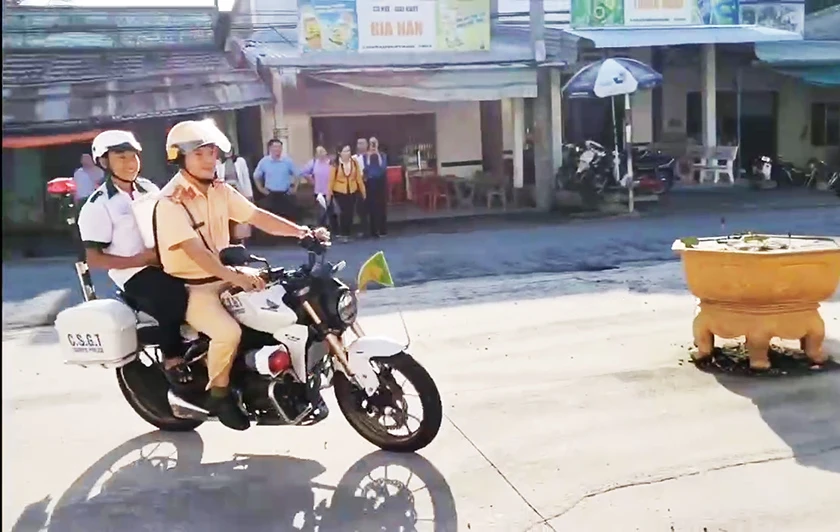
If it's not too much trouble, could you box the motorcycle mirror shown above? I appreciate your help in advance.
[219,245,250,267]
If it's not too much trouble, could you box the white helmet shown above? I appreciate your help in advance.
[166,119,231,162]
[91,130,142,164]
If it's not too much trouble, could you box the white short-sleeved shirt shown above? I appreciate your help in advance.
[353,153,366,172]
[77,177,160,289]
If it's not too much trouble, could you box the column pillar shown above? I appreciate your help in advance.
[550,68,564,171]
[261,70,289,151]
[701,43,717,149]
[512,98,525,189]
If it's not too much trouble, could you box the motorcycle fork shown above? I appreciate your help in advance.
[300,301,354,376]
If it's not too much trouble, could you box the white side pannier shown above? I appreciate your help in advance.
[54,299,139,368]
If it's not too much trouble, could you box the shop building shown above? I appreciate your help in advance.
[2,5,272,230]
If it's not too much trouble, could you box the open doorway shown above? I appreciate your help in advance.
[687,90,778,169]
[310,113,436,165]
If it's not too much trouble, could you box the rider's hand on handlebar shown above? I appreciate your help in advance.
[297,225,330,243]
[312,226,330,243]
[232,271,266,292]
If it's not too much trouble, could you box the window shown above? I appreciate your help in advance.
[811,103,840,147]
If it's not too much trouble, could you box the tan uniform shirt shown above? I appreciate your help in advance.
[156,172,257,280]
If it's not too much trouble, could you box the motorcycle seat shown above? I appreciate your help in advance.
[116,289,144,313]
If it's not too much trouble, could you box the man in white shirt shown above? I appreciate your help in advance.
[216,150,254,244]
[78,130,192,386]
[73,153,105,202]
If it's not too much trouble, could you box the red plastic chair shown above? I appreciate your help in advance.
[386,166,405,204]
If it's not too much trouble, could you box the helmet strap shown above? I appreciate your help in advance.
[107,170,137,187]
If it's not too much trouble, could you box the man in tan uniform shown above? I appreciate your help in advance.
[155,119,328,431]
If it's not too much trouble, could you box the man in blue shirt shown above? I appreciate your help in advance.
[253,138,299,219]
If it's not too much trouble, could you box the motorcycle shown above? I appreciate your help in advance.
[750,154,809,188]
[557,141,676,199]
[47,178,443,453]
[828,168,840,197]
[631,144,676,195]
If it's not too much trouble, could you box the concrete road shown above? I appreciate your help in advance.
[3,205,839,329]
[5,263,840,532]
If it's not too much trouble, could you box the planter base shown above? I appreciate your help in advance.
[692,301,827,370]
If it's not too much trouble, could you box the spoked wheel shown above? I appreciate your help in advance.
[116,348,203,432]
[334,353,442,453]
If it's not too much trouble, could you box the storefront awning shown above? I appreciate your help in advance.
[308,67,537,102]
[755,41,840,86]
[2,129,102,149]
[755,40,840,66]
[771,65,840,86]
[2,48,273,133]
[566,25,803,49]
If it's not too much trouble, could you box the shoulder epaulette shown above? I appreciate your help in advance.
[87,190,104,204]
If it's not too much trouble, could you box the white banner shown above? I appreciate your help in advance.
[357,0,437,52]
[624,0,693,26]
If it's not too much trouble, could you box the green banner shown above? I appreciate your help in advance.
[571,0,625,27]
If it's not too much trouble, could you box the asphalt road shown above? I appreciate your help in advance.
[3,205,839,329]
[4,263,840,531]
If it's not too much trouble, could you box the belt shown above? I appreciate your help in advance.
[268,190,290,195]
[180,276,220,285]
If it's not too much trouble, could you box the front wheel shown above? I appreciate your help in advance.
[334,353,442,453]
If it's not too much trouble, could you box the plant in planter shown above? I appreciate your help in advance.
[673,233,840,370]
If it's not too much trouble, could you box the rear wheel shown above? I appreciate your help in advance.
[116,353,203,432]
[334,353,442,453]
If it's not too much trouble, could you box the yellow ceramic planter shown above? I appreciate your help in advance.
[672,234,840,370]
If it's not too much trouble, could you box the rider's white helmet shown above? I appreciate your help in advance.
[91,130,142,165]
[165,119,231,162]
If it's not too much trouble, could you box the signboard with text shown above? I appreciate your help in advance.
[571,0,804,31]
[571,0,740,27]
[298,0,490,53]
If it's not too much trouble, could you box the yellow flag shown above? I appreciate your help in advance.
[357,251,394,292]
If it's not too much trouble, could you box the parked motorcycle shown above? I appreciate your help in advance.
[750,155,809,188]
[827,168,840,197]
[631,144,676,195]
[556,141,676,198]
[48,181,443,453]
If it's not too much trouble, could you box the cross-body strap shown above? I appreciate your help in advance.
[179,202,215,253]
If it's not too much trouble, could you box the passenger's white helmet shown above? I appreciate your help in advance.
[91,130,142,164]
[166,119,231,162]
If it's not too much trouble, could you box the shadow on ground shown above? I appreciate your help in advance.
[709,337,840,475]
[12,431,457,532]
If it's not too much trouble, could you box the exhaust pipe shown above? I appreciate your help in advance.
[167,390,210,420]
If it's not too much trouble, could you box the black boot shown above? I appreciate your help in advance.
[208,389,250,431]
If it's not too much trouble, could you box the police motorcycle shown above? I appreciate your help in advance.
[48,178,443,453]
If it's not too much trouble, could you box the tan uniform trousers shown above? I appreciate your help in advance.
[184,281,241,389]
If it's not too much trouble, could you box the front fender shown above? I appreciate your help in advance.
[344,336,405,396]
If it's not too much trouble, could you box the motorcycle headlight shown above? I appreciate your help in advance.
[336,290,358,325]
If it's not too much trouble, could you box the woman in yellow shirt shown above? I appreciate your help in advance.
[327,143,366,241]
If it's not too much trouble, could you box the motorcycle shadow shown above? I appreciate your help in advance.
[13,431,458,532]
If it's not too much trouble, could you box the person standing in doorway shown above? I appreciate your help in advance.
[327,144,366,243]
[353,137,369,237]
[253,139,299,220]
[73,153,105,204]
[364,137,388,238]
[300,145,336,230]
